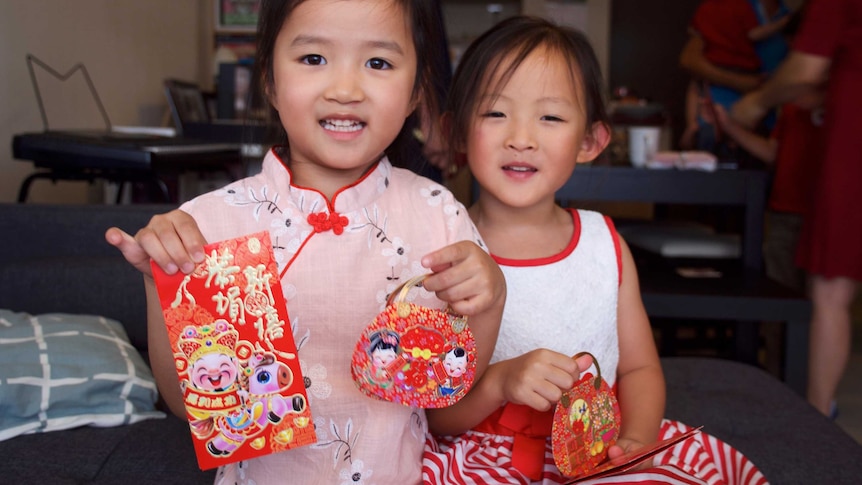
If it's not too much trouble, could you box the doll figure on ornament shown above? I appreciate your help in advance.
[432,346,468,398]
[206,351,308,457]
[365,329,407,389]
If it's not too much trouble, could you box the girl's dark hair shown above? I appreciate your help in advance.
[446,16,609,157]
[254,0,449,168]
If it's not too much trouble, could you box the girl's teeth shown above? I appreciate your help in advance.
[322,119,363,132]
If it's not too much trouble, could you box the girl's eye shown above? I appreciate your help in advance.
[481,111,505,118]
[541,115,565,122]
[366,58,392,70]
[300,54,326,66]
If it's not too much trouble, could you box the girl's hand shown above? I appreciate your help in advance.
[608,438,652,470]
[492,350,593,412]
[105,209,207,277]
[420,240,505,317]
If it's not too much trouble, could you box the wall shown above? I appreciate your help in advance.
[0,0,207,204]
[443,1,610,83]
[609,0,805,147]
[609,0,698,147]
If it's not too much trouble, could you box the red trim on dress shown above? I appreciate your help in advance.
[273,149,381,279]
[604,215,623,287]
[492,209,581,267]
[273,147,381,212]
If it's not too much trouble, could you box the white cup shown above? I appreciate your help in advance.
[628,126,661,168]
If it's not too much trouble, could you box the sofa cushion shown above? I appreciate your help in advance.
[0,257,149,351]
[0,310,164,442]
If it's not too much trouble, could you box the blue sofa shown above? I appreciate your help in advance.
[1,203,860,484]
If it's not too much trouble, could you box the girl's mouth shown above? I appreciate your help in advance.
[503,164,537,173]
[321,119,365,132]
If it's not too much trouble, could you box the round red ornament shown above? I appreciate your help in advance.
[351,275,476,408]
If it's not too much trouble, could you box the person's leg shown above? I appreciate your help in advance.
[763,211,805,291]
[807,275,858,415]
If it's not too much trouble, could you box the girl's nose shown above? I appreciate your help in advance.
[506,120,536,151]
[324,67,365,104]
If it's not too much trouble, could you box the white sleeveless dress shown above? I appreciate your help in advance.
[423,209,768,485]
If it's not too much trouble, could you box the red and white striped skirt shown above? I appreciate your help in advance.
[422,420,768,485]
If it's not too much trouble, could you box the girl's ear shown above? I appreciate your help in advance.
[262,70,278,110]
[408,90,422,118]
[263,83,278,111]
[575,121,612,164]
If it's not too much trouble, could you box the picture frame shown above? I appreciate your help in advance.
[215,0,260,33]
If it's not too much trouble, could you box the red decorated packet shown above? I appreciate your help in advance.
[150,231,315,470]
[552,353,621,477]
[563,426,703,483]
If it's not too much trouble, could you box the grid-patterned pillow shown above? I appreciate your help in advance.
[0,310,164,442]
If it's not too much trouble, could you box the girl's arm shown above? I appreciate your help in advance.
[145,276,188,417]
[106,210,211,418]
[426,349,590,436]
[421,240,508,435]
[610,237,665,455]
[421,240,506,381]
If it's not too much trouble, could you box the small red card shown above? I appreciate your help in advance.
[563,426,703,483]
[151,231,316,470]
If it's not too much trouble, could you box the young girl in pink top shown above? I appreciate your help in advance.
[422,16,767,484]
[106,1,504,483]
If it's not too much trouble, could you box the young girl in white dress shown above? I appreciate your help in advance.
[422,16,768,485]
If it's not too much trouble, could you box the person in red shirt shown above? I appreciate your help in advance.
[679,0,792,153]
[733,0,862,419]
[702,99,824,291]
[699,10,822,292]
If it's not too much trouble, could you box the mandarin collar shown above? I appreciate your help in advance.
[261,148,391,215]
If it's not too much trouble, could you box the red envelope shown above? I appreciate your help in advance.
[151,231,315,470]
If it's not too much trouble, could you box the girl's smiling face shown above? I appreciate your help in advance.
[467,46,603,210]
[268,0,418,196]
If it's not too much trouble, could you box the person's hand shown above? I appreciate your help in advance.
[679,124,699,150]
[730,92,768,129]
[699,101,730,127]
[793,89,825,111]
[607,438,652,470]
[491,351,594,411]
[104,209,207,277]
[420,240,505,317]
